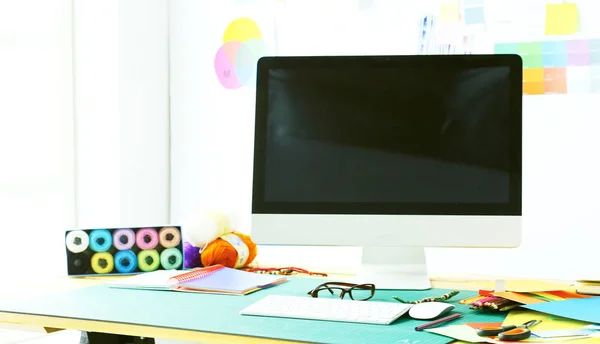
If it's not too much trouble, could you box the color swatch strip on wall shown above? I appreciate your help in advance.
[495,39,600,95]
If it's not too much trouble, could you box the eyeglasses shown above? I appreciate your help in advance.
[307,282,375,301]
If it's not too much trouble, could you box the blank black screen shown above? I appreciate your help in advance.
[262,66,512,205]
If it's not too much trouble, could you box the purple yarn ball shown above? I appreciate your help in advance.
[184,241,203,269]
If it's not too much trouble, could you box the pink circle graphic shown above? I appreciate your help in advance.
[214,41,244,89]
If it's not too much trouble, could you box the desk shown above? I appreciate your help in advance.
[0,274,570,344]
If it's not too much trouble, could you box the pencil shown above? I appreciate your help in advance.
[415,313,462,331]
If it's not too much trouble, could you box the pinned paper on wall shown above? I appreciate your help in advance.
[461,0,485,26]
[440,2,460,23]
[464,6,485,25]
[494,39,600,95]
[545,3,579,35]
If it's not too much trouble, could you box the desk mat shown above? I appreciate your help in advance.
[0,277,506,344]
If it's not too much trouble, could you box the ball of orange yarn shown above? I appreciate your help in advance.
[200,232,257,269]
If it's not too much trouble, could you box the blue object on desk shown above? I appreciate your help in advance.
[524,297,600,324]
[0,277,505,344]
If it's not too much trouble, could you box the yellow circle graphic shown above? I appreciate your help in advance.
[223,17,262,44]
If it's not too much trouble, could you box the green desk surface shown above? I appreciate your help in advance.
[0,277,506,344]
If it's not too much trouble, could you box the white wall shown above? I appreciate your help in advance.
[0,0,75,276]
[118,0,170,226]
[74,0,170,229]
[169,0,600,280]
[73,0,121,227]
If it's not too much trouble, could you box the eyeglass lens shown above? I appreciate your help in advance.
[348,285,374,301]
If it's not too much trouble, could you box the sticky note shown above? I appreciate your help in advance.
[545,3,579,35]
[465,6,485,25]
[567,39,589,53]
[544,78,567,94]
[543,53,567,68]
[567,66,588,94]
[495,43,518,55]
[519,42,544,68]
[440,2,460,23]
[542,40,567,54]
[566,66,592,93]
[523,68,545,95]
[523,83,544,95]
[568,52,590,66]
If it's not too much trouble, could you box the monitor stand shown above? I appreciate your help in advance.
[352,247,432,290]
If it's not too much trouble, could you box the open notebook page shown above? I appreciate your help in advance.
[177,267,287,294]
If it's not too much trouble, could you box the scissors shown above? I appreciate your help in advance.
[476,320,542,341]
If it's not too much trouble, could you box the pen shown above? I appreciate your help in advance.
[415,313,462,331]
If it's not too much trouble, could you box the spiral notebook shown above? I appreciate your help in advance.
[110,265,287,295]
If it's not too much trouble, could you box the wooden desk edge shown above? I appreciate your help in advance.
[0,312,302,344]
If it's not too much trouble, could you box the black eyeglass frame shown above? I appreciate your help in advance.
[307,282,376,301]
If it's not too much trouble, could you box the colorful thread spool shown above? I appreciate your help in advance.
[65,230,89,254]
[135,228,159,250]
[113,228,135,251]
[114,250,138,273]
[89,229,113,252]
[158,227,181,248]
[160,248,183,270]
[91,252,114,274]
[138,249,160,272]
[68,253,90,274]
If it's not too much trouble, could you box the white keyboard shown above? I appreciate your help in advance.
[240,295,411,325]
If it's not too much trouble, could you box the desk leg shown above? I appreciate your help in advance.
[83,331,155,344]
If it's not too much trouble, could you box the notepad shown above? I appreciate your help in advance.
[545,3,578,35]
[110,265,287,295]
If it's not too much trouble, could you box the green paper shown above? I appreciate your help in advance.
[0,277,506,344]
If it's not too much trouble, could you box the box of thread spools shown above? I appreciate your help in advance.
[65,226,183,276]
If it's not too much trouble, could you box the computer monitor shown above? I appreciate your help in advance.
[251,55,523,290]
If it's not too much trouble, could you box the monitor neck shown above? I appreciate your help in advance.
[353,246,431,290]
